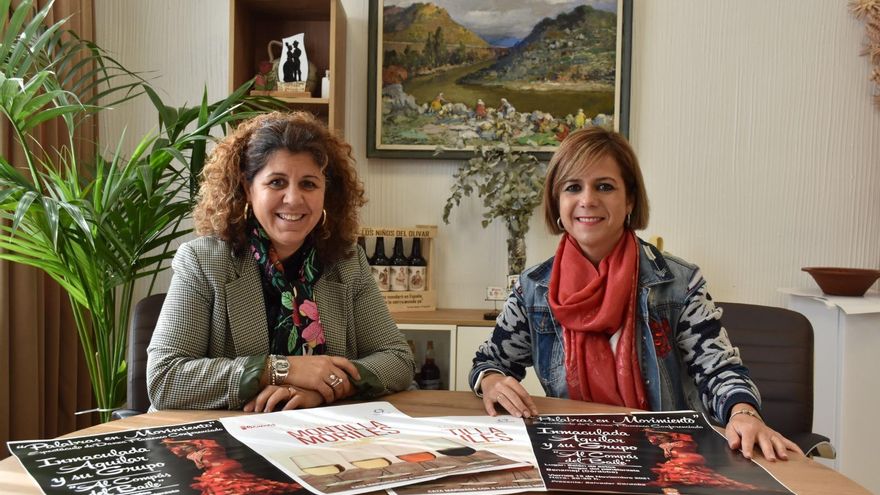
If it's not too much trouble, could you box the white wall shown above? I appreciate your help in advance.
[96,0,880,309]
[630,1,880,305]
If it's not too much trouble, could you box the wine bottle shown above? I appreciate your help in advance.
[408,238,427,292]
[370,237,390,291]
[389,236,409,291]
[418,340,441,390]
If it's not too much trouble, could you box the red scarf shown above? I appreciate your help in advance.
[548,231,647,409]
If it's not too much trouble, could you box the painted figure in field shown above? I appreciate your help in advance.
[498,98,515,118]
[475,98,487,119]
[575,108,587,128]
[430,92,447,113]
[538,113,554,134]
[554,121,570,142]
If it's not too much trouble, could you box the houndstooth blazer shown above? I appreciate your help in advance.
[146,236,415,410]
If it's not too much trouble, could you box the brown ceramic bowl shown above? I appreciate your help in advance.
[802,267,880,297]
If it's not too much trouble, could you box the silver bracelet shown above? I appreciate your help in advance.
[730,409,763,422]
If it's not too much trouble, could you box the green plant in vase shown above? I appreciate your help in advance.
[0,0,279,421]
[442,141,547,277]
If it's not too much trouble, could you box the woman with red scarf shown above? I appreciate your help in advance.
[469,127,799,462]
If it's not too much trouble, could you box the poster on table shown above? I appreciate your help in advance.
[525,410,794,495]
[7,420,305,495]
[387,415,544,495]
[220,402,529,495]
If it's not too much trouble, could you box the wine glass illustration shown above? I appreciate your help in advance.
[290,450,347,476]
[340,446,394,470]
[424,437,476,457]
[382,440,437,463]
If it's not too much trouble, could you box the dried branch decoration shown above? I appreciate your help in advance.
[850,0,880,107]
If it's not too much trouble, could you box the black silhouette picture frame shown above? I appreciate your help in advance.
[279,33,309,86]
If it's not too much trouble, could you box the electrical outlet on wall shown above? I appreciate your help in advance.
[486,286,506,301]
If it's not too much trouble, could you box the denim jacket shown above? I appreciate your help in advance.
[469,238,760,425]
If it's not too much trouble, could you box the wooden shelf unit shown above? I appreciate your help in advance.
[229,0,346,133]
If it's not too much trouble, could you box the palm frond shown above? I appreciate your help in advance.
[1,0,277,421]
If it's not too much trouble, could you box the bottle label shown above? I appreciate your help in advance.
[408,266,426,291]
[390,266,409,291]
[371,265,390,291]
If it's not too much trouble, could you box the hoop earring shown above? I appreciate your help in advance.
[626,212,632,227]
[243,203,250,220]
[556,217,564,231]
[319,209,330,239]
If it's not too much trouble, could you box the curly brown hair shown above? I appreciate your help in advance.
[193,111,366,264]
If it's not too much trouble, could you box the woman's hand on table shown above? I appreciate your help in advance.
[244,385,324,412]
[724,404,802,461]
[480,373,539,418]
[286,355,359,404]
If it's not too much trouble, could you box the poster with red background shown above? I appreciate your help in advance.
[526,410,794,495]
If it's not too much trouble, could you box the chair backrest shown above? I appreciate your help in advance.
[127,293,166,413]
[717,301,813,437]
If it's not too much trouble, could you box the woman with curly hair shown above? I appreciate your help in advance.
[147,112,414,412]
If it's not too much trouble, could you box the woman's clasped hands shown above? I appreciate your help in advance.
[244,355,361,413]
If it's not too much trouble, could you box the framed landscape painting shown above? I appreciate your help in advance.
[366,0,633,159]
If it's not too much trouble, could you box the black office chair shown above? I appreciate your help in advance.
[717,301,835,458]
[111,293,166,419]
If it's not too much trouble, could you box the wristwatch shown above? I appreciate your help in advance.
[270,355,290,386]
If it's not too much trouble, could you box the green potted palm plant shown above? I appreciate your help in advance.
[0,0,277,421]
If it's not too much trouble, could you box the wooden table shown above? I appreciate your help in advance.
[0,391,870,494]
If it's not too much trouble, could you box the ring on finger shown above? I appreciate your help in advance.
[330,377,343,387]
[287,386,296,399]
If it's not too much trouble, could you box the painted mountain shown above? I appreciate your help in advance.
[374,2,621,152]
[460,5,617,92]
[384,3,491,51]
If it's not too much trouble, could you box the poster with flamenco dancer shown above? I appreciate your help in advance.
[221,402,529,495]
[525,410,794,495]
[8,420,305,495]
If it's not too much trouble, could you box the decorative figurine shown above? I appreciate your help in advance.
[278,33,308,86]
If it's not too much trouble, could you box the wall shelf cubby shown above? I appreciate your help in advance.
[229,0,346,133]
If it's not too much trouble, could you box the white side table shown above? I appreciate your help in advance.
[781,288,880,494]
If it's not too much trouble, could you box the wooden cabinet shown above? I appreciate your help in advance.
[229,0,346,133]
[393,309,546,396]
